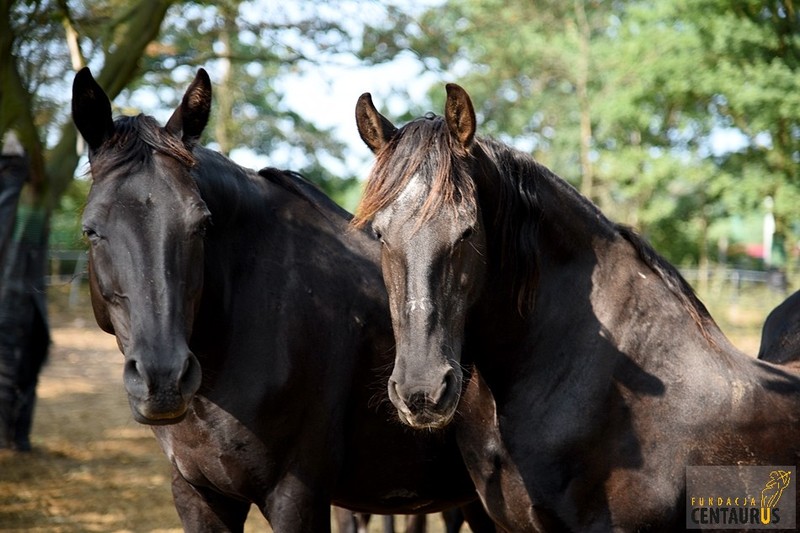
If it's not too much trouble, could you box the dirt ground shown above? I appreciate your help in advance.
[0,282,773,532]
[0,287,452,533]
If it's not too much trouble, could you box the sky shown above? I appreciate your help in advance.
[118,0,445,182]
[94,0,753,187]
[231,51,440,178]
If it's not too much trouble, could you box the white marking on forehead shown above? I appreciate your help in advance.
[396,173,428,209]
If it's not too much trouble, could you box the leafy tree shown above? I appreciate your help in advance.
[133,0,370,202]
[2,0,388,258]
[363,0,800,269]
[2,0,177,257]
[610,0,800,267]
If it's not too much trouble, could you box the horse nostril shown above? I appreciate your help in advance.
[421,368,457,408]
[178,354,202,397]
[123,359,145,386]
[441,369,459,404]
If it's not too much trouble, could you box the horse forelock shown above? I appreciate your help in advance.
[91,115,196,179]
[353,115,477,229]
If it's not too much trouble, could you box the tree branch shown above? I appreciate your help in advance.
[46,0,177,206]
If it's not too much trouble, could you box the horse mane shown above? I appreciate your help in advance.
[482,137,719,339]
[355,112,718,339]
[91,114,196,177]
[257,167,354,223]
[354,114,477,229]
[473,138,547,312]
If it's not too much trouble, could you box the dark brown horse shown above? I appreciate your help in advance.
[72,68,496,533]
[759,290,800,365]
[354,84,800,531]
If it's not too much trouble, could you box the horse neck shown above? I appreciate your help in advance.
[471,148,737,387]
[190,154,384,336]
[472,145,613,330]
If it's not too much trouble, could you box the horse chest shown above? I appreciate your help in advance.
[152,404,275,497]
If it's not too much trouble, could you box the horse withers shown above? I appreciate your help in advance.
[354,84,800,531]
[72,68,494,533]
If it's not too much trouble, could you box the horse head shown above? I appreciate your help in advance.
[354,86,489,429]
[72,68,211,424]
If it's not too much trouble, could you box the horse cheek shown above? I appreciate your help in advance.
[88,257,114,334]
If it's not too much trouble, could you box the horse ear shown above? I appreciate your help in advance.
[355,93,397,153]
[72,67,114,152]
[165,68,212,144]
[444,83,476,149]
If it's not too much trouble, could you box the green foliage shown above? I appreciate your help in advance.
[4,0,385,246]
[363,0,800,267]
[49,178,90,251]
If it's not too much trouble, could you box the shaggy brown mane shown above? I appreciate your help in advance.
[353,115,476,229]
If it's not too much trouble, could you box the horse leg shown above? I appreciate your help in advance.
[404,514,425,533]
[442,507,464,533]
[332,507,360,533]
[458,500,498,533]
[358,512,373,533]
[263,477,332,532]
[170,468,250,532]
[332,508,374,533]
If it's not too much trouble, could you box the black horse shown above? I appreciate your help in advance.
[759,289,800,365]
[72,68,495,532]
[354,84,800,531]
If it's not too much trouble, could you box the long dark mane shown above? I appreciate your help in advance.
[258,166,354,223]
[91,114,196,178]
[480,137,719,340]
[355,113,718,339]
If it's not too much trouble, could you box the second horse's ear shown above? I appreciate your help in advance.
[355,92,397,153]
[72,67,114,152]
[165,68,212,145]
[444,83,476,149]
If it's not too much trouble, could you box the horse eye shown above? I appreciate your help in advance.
[373,228,384,243]
[460,227,474,242]
[195,220,209,238]
[82,227,100,241]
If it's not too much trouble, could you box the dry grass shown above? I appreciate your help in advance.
[0,319,188,532]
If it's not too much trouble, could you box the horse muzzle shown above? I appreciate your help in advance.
[388,366,462,430]
[122,352,202,425]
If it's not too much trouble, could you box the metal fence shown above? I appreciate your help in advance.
[47,250,87,308]
[681,267,789,294]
